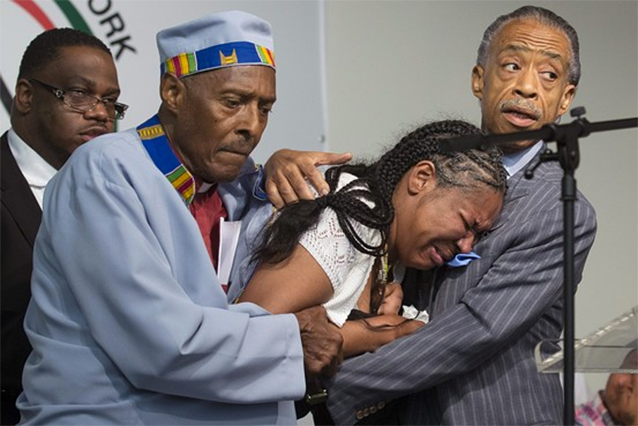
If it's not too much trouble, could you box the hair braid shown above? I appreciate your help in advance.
[254,119,507,266]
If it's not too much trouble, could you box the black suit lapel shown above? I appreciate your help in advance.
[1,132,42,246]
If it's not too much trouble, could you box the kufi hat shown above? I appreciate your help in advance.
[157,10,275,78]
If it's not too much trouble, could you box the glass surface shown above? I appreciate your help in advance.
[535,305,638,373]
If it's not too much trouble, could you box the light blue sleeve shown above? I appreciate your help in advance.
[31,135,306,404]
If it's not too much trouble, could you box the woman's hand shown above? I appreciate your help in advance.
[340,313,425,358]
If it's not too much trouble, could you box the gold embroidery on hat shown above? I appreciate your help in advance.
[220,49,238,65]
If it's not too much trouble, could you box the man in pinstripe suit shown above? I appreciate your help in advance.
[322,6,598,425]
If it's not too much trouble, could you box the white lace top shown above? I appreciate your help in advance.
[299,173,381,326]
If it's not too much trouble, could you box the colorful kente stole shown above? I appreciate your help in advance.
[137,115,195,206]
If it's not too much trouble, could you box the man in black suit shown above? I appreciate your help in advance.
[1,28,124,425]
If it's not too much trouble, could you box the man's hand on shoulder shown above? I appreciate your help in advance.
[264,149,352,208]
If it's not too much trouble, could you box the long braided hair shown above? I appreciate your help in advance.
[254,119,507,265]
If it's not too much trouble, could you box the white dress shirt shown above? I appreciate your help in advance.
[7,128,57,208]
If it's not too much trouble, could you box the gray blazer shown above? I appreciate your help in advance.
[325,147,598,425]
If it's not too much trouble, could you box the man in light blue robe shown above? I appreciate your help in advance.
[17,10,343,425]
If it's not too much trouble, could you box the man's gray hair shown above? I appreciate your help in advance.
[476,5,581,86]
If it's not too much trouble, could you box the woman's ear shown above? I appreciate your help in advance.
[159,73,186,114]
[407,160,436,195]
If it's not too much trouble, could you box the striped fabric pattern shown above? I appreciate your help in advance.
[166,165,195,204]
[325,147,598,425]
[136,116,195,205]
[161,41,275,77]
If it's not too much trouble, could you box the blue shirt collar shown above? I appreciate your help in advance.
[503,141,544,179]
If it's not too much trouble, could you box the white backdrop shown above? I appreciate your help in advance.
[0,0,327,164]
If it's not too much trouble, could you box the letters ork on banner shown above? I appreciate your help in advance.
[0,0,327,161]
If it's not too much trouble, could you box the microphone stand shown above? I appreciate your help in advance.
[440,108,638,426]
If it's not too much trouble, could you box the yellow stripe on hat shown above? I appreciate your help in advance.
[165,59,176,74]
[257,45,274,66]
[178,53,191,75]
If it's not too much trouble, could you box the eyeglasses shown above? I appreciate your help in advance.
[29,78,129,120]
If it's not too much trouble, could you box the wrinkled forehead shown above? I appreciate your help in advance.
[492,18,572,63]
[183,63,276,92]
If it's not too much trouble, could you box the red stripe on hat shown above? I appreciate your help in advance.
[171,56,183,78]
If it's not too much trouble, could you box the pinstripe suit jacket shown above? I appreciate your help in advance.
[325,147,598,425]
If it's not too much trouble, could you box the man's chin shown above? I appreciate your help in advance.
[500,140,539,154]
[201,168,243,184]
